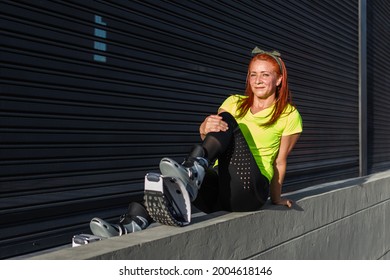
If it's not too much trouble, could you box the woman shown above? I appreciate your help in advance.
[158,46,302,214]
[89,47,302,237]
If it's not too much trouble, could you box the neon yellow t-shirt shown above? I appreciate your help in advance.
[219,94,303,182]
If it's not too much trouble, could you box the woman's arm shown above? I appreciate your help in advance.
[270,133,301,207]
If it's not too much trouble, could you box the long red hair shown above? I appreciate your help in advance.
[236,53,293,126]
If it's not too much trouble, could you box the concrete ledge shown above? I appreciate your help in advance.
[29,170,390,260]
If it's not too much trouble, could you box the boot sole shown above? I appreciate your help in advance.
[144,173,191,226]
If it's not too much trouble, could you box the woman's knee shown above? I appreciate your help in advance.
[218,112,238,128]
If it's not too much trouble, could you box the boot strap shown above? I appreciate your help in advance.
[119,214,146,229]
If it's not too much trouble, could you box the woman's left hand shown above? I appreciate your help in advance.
[273,198,293,208]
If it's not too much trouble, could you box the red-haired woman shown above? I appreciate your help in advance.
[158,47,302,215]
[89,47,302,238]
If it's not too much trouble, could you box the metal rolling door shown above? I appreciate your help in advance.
[1,0,358,258]
[367,0,390,173]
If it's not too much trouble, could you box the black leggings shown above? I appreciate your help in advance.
[193,112,270,213]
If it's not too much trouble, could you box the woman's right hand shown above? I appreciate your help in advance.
[199,114,229,139]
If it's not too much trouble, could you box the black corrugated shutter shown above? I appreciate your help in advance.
[367,0,390,173]
[1,0,359,258]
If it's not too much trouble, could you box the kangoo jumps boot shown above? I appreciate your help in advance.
[90,202,150,238]
[159,145,208,201]
[144,172,192,226]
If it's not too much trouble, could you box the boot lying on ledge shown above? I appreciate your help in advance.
[89,202,151,238]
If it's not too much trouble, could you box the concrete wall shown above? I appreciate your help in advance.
[29,170,390,260]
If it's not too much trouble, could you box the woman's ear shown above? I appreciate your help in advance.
[276,75,283,87]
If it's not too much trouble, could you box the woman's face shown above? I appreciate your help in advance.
[249,59,282,100]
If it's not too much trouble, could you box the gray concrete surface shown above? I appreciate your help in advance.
[28,170,390,260]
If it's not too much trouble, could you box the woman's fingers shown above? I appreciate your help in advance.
[273,198,293,208]
[205,115,228,133]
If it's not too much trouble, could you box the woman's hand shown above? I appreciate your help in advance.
[272,198,293,208]
[199,114,228,138]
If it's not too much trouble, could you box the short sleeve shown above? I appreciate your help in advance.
[282,108,303,136]
[219,95,242,114]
